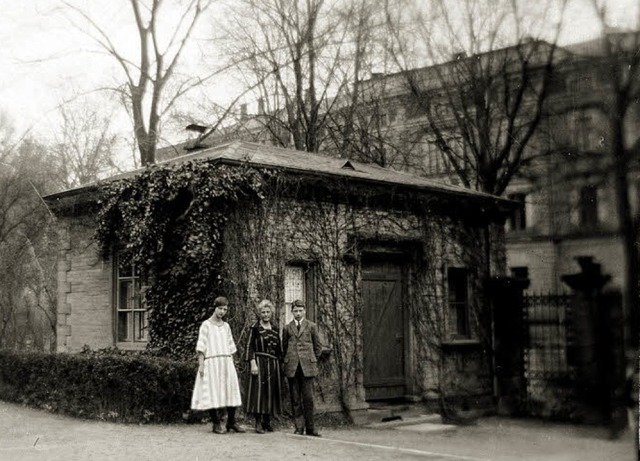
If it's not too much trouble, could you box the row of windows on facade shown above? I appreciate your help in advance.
[507,184,603,232]
[239,66,596,132]
[420,119,605,177]
[115,259,472,345]
[341,103,600,154]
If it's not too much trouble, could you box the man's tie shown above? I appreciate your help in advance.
[296,321,301,332]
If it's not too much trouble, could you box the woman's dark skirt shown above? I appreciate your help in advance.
[245,353,283,415]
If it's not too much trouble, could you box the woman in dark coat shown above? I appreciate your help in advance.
[244,299,283,433]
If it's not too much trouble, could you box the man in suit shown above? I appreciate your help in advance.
[282,299,323,437]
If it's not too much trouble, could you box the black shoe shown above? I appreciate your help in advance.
[262,415,273,432]
[294,428,304,435]
[306,430,321,437]
[226,423,246,433]
[255,424,265,434]
[212,423,225,434]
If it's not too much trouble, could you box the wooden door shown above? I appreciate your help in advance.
[362,258,406,400]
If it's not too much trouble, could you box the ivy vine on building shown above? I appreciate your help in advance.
[50,142,511,418]
[95,162,271,359]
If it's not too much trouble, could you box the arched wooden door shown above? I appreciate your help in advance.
[362,257,406,400]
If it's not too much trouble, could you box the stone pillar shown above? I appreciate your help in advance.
[597,290,628,436]
[56,223,73,353]
[561,255,625,429]
[488,276,530,415]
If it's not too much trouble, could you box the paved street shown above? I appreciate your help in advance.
[0,400,634,461]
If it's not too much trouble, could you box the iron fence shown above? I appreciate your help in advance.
[522,293,576,419]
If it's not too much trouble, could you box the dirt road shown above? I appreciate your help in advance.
[0,401,634,460]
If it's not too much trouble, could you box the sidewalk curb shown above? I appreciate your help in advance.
[394,421,459,434]
[363,414,445,429]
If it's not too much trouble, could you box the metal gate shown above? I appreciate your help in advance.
[522,293,576,419]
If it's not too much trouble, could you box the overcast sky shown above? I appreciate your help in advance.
[0,0,637,147]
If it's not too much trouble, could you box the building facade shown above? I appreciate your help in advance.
[45,141,513,411]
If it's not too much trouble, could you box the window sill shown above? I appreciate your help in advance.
[441,339,481,349]
[116,341,148,351]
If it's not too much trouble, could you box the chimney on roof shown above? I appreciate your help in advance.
[452,51,467,61]
[186,124,207,134]
[240,103,248,120]
[258,98,265,115]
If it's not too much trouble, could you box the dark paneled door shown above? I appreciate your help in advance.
[362,259,405,400]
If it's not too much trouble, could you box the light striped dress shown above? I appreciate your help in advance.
[190,319,242,410]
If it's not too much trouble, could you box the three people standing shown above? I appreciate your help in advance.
[191,297,322,436]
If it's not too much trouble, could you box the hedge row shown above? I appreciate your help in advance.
[0,349,198,423]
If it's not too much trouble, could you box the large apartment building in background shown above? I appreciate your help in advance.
[503,33,640,294]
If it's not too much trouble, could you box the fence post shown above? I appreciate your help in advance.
[488,275,529,416]
[561,255,625,429]
[598,290,628,436]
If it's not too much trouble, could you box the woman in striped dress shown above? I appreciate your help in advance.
[245,299,283,433]
[191,296,246,434]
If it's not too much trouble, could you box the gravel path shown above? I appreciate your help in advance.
[0,401,634,461]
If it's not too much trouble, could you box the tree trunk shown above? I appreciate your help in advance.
[611,103,639,352]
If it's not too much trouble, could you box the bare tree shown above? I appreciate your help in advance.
[208,0,396,160]
[50,99,121,189]
[214,0,330,152]
[64,0,214,166]
[0,227,57,352]
[0,112,16,166]
[385,0,567,196]
[589,1,640,358]
[0,136,57,351]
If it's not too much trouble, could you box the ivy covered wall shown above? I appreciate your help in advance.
[50,157,504,417]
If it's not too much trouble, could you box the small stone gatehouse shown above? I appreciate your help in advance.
[44,141,513,413]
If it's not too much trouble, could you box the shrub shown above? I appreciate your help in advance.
[0,349,198,423]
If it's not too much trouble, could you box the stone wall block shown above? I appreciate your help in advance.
[58,324,71,337]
